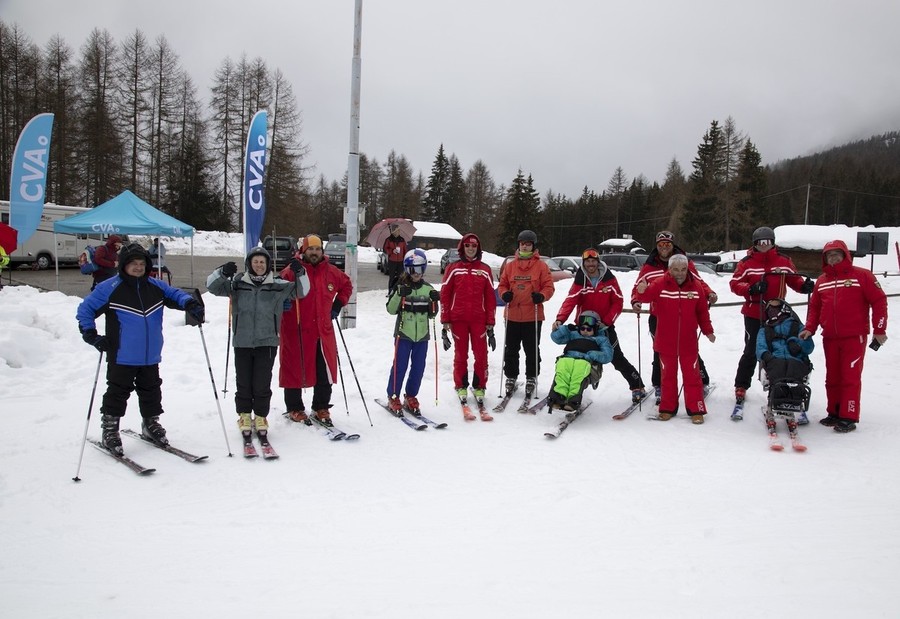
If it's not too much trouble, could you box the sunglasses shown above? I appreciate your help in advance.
[582,249,600,260]
[656,241,673,248]
[578,325,596,332]
[463,242,478,248]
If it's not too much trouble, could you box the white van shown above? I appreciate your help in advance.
[0,201,102,269]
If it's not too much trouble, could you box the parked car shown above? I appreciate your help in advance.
[440,248,461,274]
[325,240,346,270]
[262,235,297,271]
[715,259,740,274]
[693,261,720,277]
[552,256,582,273]
[600,253,647,272]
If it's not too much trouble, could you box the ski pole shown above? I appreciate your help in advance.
[222,295,232,396]
[637,312,643,411]
[198,323,233,456]
[334,316,373,426]
[432,315,439,405]
[72,351,104,482]
[498,306,509,395]
[533,303,540,395]
[336,345,350,416]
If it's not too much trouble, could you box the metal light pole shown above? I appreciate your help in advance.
[342,0,363,329]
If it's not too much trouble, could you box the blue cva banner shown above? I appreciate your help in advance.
[9,113,54,245]
[243,110,268,256]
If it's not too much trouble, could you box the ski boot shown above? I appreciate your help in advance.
[141,415,169,445]
[100,414,123,456]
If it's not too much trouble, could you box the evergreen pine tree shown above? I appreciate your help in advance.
[499,170,542,252]
[421,144,449,221]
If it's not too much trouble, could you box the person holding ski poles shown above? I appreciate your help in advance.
[631,231,716,404]
[440,232,497,417]
[279,234,353,428]
[554,248,646,405]
[76,243,204,455]
[635,254,715,424]
[799,239,888,433]
[207,247,309,442]
[729,226,813,414]
[385,249,441,415]
[497,229,554,399]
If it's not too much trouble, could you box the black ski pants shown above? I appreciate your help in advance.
[101,362,163,419]
[283,343,333,412]
[606,325,645,390]
[234,346,277,417]
[734,316,762,390]
[503,320,542,379]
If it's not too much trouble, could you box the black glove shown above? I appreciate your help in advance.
[185,300,205,324]
[442,328,452,351]
[220,261,237,278]
[82,328,109,353]
[800,277,814,294]
[487,327,496,351]
[501,291,513,303]
[531,292,544,304]
[398,285,412,297]
[787,340,802,357]
[288,258,305,275]
[429,289,441,302]
[748,279,768,295]
[761,351,773,363]
[331,299,343,320]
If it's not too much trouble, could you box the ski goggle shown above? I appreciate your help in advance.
[582,249,601,260]
[755,238,774,247]
[578,315,599,328]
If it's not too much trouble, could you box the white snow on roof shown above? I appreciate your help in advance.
[774,224,900,272]
[599,238,641,248]
[412,221,463,239]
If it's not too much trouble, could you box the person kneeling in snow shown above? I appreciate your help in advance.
[547,311,614,411]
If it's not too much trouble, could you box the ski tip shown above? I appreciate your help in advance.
[792,444,808,452]
[770,444,785,451]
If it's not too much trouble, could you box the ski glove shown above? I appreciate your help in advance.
[800,277,815,294]
[748,279,768,295]
[441,328,452,351]
[331,300,343,320]
[398,285,412,298]
[429,289,441,302]
[220,261,238,278]
[501,291,514,303]
[787,340,803,357]
[288,258,306,275]
[487,327,496,351]
[531,292,545,304]
[82,329,109,353]
[185,300,205,324]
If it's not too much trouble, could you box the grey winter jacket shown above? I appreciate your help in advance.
[207,268,309,348]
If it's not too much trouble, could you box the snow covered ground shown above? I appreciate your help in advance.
[2,230,900,618]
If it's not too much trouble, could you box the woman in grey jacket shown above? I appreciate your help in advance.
[207,247,309,450]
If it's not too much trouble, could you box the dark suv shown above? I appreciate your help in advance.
[262,235,297,271]
[600,253,647,272]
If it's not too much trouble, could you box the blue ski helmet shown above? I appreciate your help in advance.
[403,248,428,275]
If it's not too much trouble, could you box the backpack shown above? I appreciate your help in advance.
[79,245,99,274]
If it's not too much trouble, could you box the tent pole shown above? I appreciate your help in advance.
[190,237,194,287]
[54,232,60,291]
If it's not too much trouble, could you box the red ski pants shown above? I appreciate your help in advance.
[659,352,707,415]
[449,321,489,390]
[823,335,867,422]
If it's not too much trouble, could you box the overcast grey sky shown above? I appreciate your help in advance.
[5,0,900,199]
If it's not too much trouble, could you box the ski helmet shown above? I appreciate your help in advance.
[403,248,427,275]
[517,230,538,246]
[576,310,602,330]
[752,226,775,245]
[245,246,272,272]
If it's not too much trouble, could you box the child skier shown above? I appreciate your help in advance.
[547,311,614,411]
[757,298,814,426]
[385,249,441,416]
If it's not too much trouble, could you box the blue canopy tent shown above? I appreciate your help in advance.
[52,190,196,287]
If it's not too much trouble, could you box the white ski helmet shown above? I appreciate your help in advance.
[403,248,427,275]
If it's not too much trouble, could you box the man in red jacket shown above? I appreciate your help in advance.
[635,254,715,423]
[440,233,497,411]
[631,231,716,404]
[279,234,353,427]
[555,248,645,403]
[729,226,814,410]
[383,225,408,295]
[497,230,554,398]
[91,235,123,290]
[799,239,888,433]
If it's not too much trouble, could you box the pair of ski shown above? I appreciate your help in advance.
[375,399,448,430]
[544,400,592,439]
[645,384,717,420]
[492,382,539,415]
[241,429,279,459]
[763,406,807,452]
[282,411,361,441]
[90,429,209,475]
[459,388,493,421]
